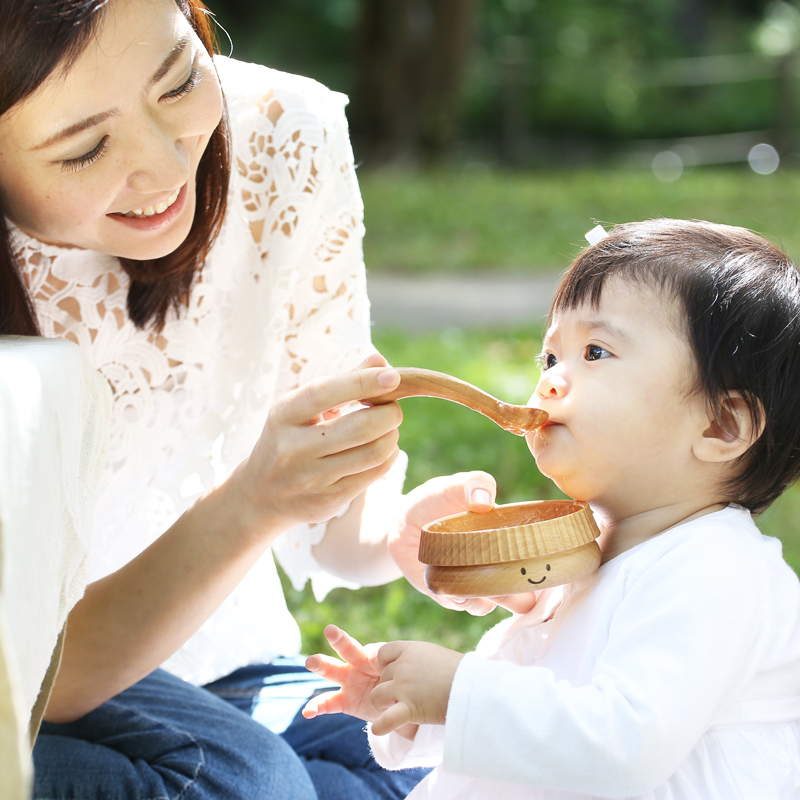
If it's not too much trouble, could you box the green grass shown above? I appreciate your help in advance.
[360,167,800,274]
[282,324,800,657]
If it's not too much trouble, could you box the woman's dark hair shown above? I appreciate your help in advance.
[553,218,800,514]
[0,0,231,333]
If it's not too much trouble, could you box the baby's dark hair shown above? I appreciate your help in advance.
[552,218,800,514]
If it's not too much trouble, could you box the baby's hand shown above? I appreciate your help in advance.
[303,625,384,723]
[370,640,464,735]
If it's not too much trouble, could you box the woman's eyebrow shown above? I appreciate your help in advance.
[144,33,193,92]
[33,110,121,150]
[31,33,193,151]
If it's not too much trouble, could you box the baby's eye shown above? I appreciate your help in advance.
[536,352,557,370]
[585,345,610,361]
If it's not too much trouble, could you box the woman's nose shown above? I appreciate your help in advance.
[125,117,190,195]
[534,366,567,400]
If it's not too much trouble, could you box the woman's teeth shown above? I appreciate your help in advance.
[122,188,180,218]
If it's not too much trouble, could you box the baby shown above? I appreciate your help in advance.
[303,219,800,799]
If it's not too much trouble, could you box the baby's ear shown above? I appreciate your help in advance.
[693,394,764,463]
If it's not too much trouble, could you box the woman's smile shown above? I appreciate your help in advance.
[108,183,188,231]
[119,187,181,218]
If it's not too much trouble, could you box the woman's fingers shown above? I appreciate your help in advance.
[278,367,401,427]
[402,471,497,529]
[311,403,402,460]
[357,352,390,369]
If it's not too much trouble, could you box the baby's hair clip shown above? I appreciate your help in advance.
[585,224,609,246]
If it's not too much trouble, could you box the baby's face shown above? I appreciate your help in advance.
[524,277,709,515]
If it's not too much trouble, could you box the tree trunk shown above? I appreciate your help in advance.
[350,0,479,166]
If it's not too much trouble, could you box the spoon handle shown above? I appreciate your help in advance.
[368,367,547,435]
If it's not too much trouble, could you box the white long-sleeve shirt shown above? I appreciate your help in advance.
[371,505,800,799]
[11,57,406,686]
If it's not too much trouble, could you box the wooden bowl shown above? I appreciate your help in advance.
[420,500,601,597]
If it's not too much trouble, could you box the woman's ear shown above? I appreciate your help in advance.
[693,394,764,463]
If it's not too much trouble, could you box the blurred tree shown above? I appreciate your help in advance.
[207,0,792,167]
[348,0,481,165]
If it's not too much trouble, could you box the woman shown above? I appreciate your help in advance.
[0,0,497,797]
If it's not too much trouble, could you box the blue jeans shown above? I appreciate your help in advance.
[33,663,429,800]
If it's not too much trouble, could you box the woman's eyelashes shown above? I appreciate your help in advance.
[61,136,109,173]
[59,62,201,173]
[162,66,201,103]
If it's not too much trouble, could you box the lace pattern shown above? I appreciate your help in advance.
[12,58,376,684]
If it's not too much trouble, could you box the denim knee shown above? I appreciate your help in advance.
[33,669,318,800]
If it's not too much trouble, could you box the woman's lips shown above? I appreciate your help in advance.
[107,183,188,231]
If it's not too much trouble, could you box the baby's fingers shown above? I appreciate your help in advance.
[323,625,377,673]
[305,653,349,685]
[372,701,413,736]
[302,689,344,719]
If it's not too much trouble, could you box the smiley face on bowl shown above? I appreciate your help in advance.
[424,540,601,597]
[419,500,601,598]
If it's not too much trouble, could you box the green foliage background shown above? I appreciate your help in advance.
[211,0,782,152]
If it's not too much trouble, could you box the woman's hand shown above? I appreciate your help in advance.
[388,472,540,616]
[388,472,500,615]
[230,360,404,538]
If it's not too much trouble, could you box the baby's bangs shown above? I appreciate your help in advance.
[549,236,665,320]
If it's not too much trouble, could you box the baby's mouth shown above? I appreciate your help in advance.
[120,188,181,218]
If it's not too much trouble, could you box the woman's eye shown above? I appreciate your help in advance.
[537,352,557,370]
[586,344,610,361]
[61,136,109,173]
[162,67,200,103]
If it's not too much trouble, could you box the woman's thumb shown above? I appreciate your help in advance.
[463,471,496,512]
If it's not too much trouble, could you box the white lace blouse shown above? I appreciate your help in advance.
[11,57,403,686]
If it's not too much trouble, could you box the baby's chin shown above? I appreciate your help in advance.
[534,465,594,504]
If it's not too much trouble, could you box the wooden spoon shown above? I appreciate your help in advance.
[367,367,547,436]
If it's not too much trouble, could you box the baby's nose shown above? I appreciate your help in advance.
[534,369,567,399]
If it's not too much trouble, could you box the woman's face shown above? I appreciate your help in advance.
[0,0,223,260]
